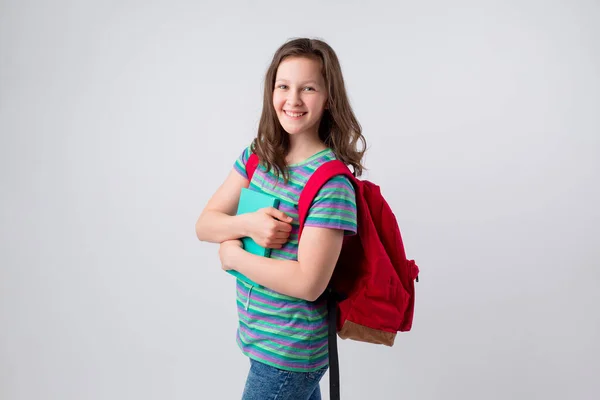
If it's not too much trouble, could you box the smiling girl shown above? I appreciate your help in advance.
[195,38,366,400]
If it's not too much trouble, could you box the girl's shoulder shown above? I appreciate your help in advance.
[233,143,255,180]
[299,148,356,194]
[240,144,254,164]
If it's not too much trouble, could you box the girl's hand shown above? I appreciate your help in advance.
[244,207,293,249]
[219,239,243,271]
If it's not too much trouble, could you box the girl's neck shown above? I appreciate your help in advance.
[286,134,327,165]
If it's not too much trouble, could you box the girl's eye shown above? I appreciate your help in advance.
[303,87,315,91]
[277,85,288,90]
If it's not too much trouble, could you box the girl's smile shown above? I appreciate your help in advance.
[283,110,307,119]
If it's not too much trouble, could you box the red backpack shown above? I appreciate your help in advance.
[246,153,419,399]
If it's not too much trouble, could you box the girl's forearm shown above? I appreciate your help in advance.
[231,248,317,301]
[195,210,248,243]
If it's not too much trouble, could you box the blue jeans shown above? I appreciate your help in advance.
[242,358,328,400]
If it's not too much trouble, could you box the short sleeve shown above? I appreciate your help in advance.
[233,146,253,179]
[304,176,358,235]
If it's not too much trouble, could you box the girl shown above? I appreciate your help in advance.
[195,38,366,400]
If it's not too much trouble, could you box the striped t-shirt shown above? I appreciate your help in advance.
[232,145,358,372]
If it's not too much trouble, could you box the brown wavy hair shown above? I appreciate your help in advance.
[251,38,367,184]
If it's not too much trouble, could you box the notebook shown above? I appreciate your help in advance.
[227,187,281,286]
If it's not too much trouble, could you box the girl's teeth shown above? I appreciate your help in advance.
[285,111,305,117]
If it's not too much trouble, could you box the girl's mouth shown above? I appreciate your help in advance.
[284,110,307,119]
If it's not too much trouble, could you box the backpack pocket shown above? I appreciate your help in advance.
[338,272,409,346]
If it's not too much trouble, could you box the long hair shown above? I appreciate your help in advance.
[252,38,367,184]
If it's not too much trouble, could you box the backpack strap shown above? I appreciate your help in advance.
[245,153,260,181]
[327,288,341,400]
[297,160,355,400]
[297,160,356,236]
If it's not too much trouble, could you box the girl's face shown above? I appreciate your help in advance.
[273,56,328,139]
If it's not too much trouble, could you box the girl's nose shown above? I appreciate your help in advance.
[286,91,303,107]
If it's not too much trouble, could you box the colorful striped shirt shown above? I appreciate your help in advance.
[232,145,358,372]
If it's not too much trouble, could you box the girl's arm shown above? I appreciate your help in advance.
[220,226,344,301]
[196,168,293,246]
[195,168,250,243]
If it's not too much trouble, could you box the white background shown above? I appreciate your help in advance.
[1,0,599,399]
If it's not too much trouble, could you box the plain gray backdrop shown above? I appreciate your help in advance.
[1,0,599,399]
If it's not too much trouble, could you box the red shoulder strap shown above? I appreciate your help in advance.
[246,153,259,181]
[298,160,356,237]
